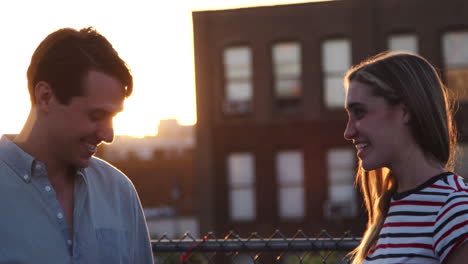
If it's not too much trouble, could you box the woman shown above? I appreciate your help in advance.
[343,52,468,264]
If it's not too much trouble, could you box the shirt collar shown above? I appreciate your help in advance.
[0,135,88,184]
[0,135,35,183]
[76,168,88,185]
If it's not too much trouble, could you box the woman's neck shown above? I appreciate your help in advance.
[389,145,446,193]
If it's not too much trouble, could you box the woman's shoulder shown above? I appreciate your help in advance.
[436,173,468,193]
[392,172,461,201]
[433,174,468,263]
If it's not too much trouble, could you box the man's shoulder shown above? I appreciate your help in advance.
[85,156,133,188]
[88,156,122,172]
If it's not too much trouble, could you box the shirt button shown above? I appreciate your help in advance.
[45,185,52,192]
[57,213,63,219]
[67,240,72,246]
[23,174,29,180]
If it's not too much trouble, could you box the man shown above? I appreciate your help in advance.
[0,27,154,263]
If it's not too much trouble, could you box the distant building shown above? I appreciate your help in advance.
[97,119,198,237]
[99,119,194,161]
[192,0,468,236]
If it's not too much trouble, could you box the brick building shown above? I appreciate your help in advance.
[97,120,198,237]
[192,0,468,236]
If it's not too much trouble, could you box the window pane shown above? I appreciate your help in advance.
[223,46,253,114]
[322,39,351,72]
[455,143,468,180]
[225,66,251,79]
[329,185,355,202]
[275,79,301,98]
[327,149,355,167]
[325,148,357,218]
[230,189,255,220]
[443,31,468,67]
[329,168,355,185]
[276,151,304,184]
[224,47,252,68]
[273,43,301,63]
[274,63,301,76]
[278,186,304,218]
[228,153,254,185]
[388,34,418,53]
[276,151,304,219]
[226,82,253,102]
[228,153,256,221]
[273,42,302,101]
[322,39,351,108]
[324,76,346,108]
[442,31,468,102]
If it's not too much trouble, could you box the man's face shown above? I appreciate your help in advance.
[46,70,125,168]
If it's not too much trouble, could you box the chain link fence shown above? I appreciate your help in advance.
[151,230,360,264]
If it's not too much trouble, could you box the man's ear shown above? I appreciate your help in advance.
[34,81,55,111]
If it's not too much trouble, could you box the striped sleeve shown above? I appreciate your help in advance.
[433,186,468,263]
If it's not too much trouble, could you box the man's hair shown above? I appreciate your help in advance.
[27,27,133,105]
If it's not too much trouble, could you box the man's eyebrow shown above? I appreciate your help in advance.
[89,108,123,117]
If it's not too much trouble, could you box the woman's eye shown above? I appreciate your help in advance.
[353,109,365,119]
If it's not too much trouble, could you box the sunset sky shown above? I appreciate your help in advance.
[0,0,325,137]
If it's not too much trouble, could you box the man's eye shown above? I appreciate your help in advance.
[89,113,104,121]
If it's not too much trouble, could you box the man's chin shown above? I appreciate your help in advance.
[76,157,92,169]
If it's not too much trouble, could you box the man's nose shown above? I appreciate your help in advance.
[97,122,114,143]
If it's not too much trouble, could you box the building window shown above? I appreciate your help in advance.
[455,143,468,180]
[442,30,468,102]
[324,148,357,219]
[272,42,302,111]
[227,153,256,221]
[388,33,418,53]
[223,46,253,114]
[322,39,351,109]
[276,150,305,219]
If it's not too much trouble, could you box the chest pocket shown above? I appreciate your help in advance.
[95,228,130,264]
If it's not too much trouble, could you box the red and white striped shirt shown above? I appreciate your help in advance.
[363,172,468,264]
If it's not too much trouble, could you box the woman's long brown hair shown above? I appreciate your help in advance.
[344,52,457,264]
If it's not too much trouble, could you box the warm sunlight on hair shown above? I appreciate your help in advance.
[0,0,329,137]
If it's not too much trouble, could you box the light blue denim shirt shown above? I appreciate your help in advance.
[0,135,154,264]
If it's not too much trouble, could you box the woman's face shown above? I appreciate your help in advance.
[344,80,410,171]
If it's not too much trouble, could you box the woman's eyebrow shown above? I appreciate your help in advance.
[345,102,365,111]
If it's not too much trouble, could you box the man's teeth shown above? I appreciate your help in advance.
[356,143,368,150]
[86,143,97,152]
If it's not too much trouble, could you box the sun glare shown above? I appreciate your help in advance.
[0,0,324,137]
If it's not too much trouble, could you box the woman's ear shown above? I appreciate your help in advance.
[400,103,410,124]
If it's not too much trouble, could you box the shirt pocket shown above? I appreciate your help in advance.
[95,228,130,264]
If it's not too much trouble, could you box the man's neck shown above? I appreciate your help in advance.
[14,110,75,185]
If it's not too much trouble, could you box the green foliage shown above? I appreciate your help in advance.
[281,251,348,264]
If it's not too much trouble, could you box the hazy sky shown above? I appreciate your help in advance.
[0,0,323,137]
